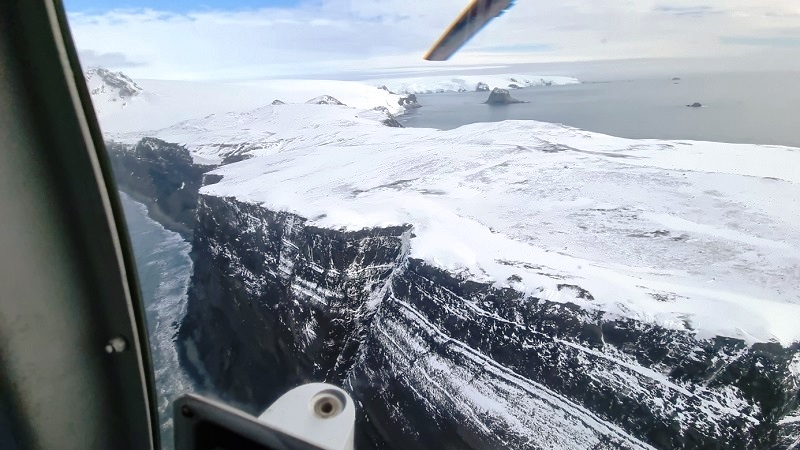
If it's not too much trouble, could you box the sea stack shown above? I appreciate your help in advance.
[484,87,525,105]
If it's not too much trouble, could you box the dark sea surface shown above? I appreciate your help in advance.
[399,72,800,148]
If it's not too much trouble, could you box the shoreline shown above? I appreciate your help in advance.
[119,192,196,448]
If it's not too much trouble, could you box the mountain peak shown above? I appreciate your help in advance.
[85,67,142,100]
[305,95,345,106]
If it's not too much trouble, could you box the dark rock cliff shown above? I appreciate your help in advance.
[398,94,422,109]
[178,195,411,410]
[485,88,525,105]
[370,106,404,128]
[178,194,800,449]
[107,137,210,237]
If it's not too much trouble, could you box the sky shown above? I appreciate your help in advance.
[64,0,800,80]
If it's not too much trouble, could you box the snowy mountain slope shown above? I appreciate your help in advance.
[187,105,800,345]
[109,104,409,165]
[85,69,412,134]
[85,67,143,113]
[368,73,580,94]
[305,95,345,105]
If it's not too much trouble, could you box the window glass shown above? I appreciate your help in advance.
[65,1,800,448]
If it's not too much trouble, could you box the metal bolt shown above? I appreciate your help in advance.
[311,392,343,419]
[104,336,127,354]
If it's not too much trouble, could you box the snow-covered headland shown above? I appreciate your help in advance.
[368,73,580,94]
[91,67,800,450]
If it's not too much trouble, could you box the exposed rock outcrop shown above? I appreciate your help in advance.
[371,106,404,127]
[106,138,210,238]
[398,94,421,109]
[306,95,345,105]
[85,67,142,99]
[485,87,525,105]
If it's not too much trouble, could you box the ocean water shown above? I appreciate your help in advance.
[398,72,800,148]
[120,192,194,448]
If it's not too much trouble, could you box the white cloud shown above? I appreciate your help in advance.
[78,49,144,67]
[66,0,800,80]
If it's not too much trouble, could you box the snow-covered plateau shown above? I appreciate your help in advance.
[368,73,580,94]
[92,68,800,449]
[117,99,800,345]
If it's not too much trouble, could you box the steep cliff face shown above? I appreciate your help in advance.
[179,195,411,409]
[360,260,799,449]
[107,137,210,237]
[179,195,800,449]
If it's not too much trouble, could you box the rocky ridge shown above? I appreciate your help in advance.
[485,87,525,104]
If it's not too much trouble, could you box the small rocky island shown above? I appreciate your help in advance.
[485,87,525,105]
[398,93,422,109]
[687,102,702,108]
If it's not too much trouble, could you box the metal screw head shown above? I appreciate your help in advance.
[104,336,127,353]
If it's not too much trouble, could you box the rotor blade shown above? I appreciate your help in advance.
[424,0,515,61]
